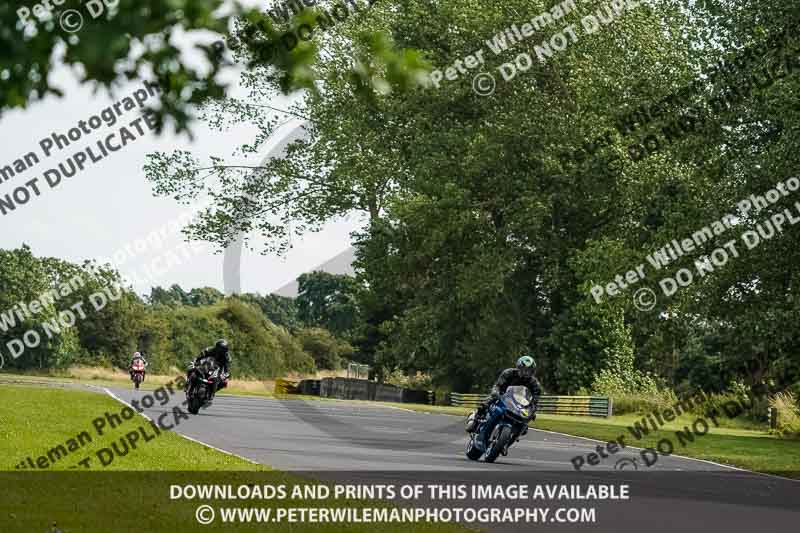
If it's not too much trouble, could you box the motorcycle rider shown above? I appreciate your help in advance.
[466,355,542,432]
[128,351,148,380]
[188,339,232,391]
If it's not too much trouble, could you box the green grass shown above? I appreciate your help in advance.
[0,384,263,471]
[0,385,474,533]
[531,414,800,472]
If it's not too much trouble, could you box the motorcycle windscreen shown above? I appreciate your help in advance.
[503,385,532,409]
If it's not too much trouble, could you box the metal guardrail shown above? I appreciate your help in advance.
[768,407,779,430]
[347,363,370,380]
[275,378,436,405]
[427,390,435,405]
[450,393,613,418]
[451,392,488,407]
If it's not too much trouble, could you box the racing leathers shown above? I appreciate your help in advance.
[476,368,542,421]
[188,345,231,391]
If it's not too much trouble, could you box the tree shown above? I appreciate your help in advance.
[296,327,354,370]
[187,287,225,306]
[148,284,223,307]
[0,246,75,370]
[2,0,235,133]
[2,1,421,133]
[143,2,431,253]
[296,271,360,338]
[138,0,800,395]
[238,293,302,330]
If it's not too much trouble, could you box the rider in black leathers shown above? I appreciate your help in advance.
[188,339,232,391]
[474,355,542,423]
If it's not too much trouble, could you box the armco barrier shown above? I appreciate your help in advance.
[320,377,372,400]
[318,378,431,403]
[451,392,486,407]
[450,393,612,418]
[278,377,434,404]
[297,379,321,395]
[537,395,613,417]
[401,389,431,404]
[375,383,403,403]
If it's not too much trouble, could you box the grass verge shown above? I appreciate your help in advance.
[0,385,473,533]
[0,384,263,471]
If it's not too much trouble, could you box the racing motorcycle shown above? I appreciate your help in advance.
[130,359,146,390]
[464,385,535,463]
[186,356,222,414]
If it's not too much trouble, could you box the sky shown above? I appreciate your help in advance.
[0,24,361,297]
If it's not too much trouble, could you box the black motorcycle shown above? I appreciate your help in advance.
[186,356,222,414]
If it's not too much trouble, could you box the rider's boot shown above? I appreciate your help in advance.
[465,412,478,432]
[465,403,488,433]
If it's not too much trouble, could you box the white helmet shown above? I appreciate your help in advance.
[133,352,142,358]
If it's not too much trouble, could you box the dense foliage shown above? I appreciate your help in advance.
[1,0,417,133]
[0,246,333,377]
[143,0,800,398]
[7,1,800,401]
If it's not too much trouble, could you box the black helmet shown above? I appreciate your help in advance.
[516,355,536,378]
[215,339,229,354]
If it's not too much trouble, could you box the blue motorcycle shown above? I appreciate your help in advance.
[465,386,535,462]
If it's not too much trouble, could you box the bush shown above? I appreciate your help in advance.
[384,369,432,390]
[687,381,769,423]
[606,393,676,415]
[584,368,677,415]
[296,327,353,370]
[271,325,316,375]
[162,299,315,378]
[769,392,800,438]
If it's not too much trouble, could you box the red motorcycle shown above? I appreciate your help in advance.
[131,359,146,389]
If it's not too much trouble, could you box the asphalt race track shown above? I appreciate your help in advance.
[104,386,800,533]
[109,386,726,472]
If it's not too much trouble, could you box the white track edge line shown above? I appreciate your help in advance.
[527,425,800,483]
[86,385,800,482]
[102,387,260,465]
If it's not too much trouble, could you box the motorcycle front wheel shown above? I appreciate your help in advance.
[465,436,483,461]
[188,395,202,414]
[484,426,512,463]
[188,385,205,414]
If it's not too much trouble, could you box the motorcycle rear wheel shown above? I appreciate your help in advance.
[484,426,512,463]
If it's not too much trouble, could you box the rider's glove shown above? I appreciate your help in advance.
[187,361,195,370]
